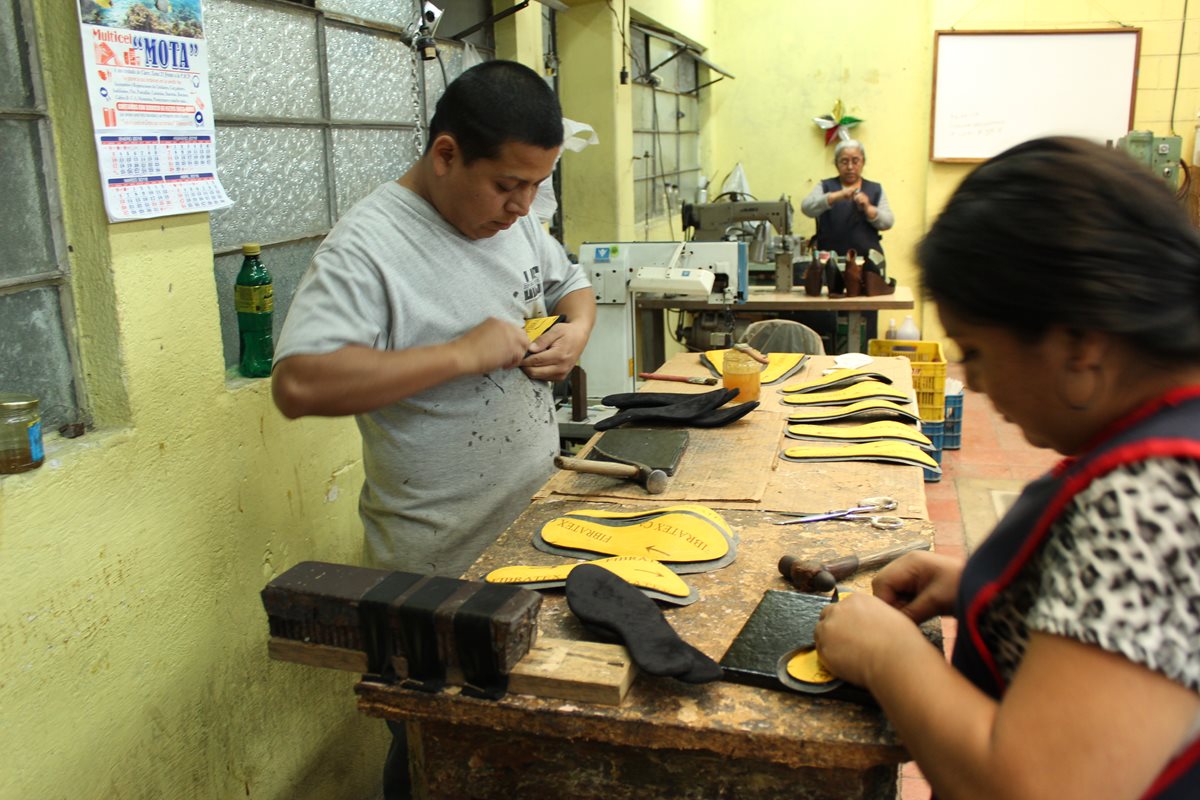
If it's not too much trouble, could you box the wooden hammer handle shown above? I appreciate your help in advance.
[554,455,639,479]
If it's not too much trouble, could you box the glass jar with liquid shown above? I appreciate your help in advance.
[722,344,763,403]
[0,393,45,474]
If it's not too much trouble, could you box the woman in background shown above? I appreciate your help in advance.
[815,137,1200,799]
[799,138,895,341]
[799,138,894,259]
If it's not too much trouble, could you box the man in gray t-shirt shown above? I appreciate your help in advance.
[272,61,595,580]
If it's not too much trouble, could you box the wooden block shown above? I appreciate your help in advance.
[267,635,635,706]
[508,638,635,705]
[261,561,541,687]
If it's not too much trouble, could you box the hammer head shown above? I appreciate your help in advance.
[777,555,835,592]
[641,467,669,494]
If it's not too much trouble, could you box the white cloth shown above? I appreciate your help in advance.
[276,181,592,575]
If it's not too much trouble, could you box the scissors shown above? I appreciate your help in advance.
[774,495,903,530]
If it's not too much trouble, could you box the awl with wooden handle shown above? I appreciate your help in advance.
[779,541,931,592]
[637,372,717,385]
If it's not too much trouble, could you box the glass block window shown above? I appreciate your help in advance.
[207,0,494,372]
[0,0,83,430]
[631,24,702,232]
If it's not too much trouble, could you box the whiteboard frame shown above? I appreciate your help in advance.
[930,29,1141,163]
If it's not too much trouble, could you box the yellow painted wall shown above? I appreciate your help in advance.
[2,3,394,799]
[558,0,1198,353]
[922,0,1200,351]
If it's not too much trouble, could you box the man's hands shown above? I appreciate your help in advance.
[521,320,589,382]
[450,317,530,375]
[449,314,591,383]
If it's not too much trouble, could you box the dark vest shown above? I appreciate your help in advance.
[952,386,1200,799]
[814,177,883,257]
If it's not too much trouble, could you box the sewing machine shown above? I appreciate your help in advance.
[681,198,798,293]
[575,241,747,400]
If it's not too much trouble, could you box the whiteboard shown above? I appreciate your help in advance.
[931,30,1140,162]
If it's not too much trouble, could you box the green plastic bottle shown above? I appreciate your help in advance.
[235,243,274,377]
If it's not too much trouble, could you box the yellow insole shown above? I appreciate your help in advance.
[702,349,806,384]
[540,510,730,562]
[785,648,838,685]
[786,420,932,448]
[779,380,911,406]
[485,556,690,598]
[563,503,734,541]
[781,440,941,470]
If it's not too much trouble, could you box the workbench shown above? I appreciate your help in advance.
[637,285,915,357]
[355,353,933,800]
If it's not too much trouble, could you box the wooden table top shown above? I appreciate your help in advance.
[357,352,933,772]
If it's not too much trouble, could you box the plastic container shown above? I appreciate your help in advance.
[920,420,945,482]
[0,393,45,474]
[896,315,920,340]
[723,344,762,403]
[867,338,948,422]
[943,393,964,449]
[235,243,274,378]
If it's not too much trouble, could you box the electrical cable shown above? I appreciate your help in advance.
[435,48,448,93]
[1169,0,1188,135]
[710,190,757,203]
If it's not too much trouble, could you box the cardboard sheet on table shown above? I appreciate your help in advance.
[539,414,784,502]
[701,454,930,520]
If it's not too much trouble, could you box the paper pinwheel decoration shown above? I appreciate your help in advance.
[813,100,863,145]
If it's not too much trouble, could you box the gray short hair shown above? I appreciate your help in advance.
[834,139,865,164]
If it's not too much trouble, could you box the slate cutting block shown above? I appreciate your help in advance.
[719,589,942,706]
[719,589,874,705]
[588,428,689,475]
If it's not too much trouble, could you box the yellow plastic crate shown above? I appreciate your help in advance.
[867,338,947,422]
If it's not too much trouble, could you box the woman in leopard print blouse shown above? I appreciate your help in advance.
[814,137,1200,800]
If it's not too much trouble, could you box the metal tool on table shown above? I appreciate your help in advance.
[554,455,669,494]
[778,541,932,593]
[773,495,902,529]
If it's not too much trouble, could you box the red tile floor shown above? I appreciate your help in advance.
[899,365,1061,799]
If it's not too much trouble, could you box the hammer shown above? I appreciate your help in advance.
[778,541,931,592]
[554,455,669,495]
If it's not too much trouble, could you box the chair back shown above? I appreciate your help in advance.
[740,319,826,355]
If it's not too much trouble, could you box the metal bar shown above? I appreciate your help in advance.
[450,1,529,41]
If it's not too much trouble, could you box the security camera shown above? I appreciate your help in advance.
[421,2,444,37]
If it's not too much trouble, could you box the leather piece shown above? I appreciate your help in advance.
[566,564,722,683]
[825,260,845,297]
[601,387,732,410]
[844,249,863,297]
[595,388,750,431]
[863,269,896,296]
[685,400,759,427]
[804,259,824,296]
